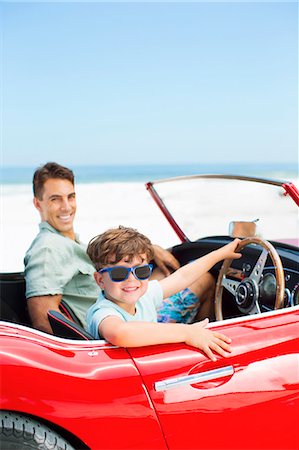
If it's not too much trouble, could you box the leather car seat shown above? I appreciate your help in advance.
[48,310,94,340]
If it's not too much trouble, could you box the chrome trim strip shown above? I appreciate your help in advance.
[150,174,287,186]
[154,365,234,392]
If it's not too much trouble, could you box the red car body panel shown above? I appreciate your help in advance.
[129,308,299,450]
[282,182,299,207]
[1,307,298,449]
[0,325,166,449]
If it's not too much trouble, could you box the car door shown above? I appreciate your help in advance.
[128,308,299,450]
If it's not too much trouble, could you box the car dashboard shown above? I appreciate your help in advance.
[171,236,299,319]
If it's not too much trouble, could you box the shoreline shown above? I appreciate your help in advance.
[1,163,297,185]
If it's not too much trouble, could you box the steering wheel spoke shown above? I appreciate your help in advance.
[247,300,261,315]
[215,237,285,321]
[249,248,268,284]
[222,277,240,296]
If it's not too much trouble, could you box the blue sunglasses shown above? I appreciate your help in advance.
[98,264,153,282]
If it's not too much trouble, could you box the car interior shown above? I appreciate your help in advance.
[171,236,299,317]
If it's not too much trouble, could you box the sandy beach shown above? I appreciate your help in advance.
[0,182,180,272]
[1,178,298,273]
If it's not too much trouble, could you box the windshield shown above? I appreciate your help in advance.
[149,176,298,245]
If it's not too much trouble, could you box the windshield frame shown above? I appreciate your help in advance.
[145,174,299,243]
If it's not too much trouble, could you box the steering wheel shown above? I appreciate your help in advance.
[215,237,285,321]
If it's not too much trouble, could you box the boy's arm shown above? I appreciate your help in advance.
[160,239,241,299]
[99,316,232,361]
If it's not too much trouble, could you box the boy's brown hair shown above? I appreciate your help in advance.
[87,226,154,270]
[33,162,75,200]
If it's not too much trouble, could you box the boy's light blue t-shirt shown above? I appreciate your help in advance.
[87,280,163,339]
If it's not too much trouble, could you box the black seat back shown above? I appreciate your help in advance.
[60,299,83,326]
[0,272,31,325]
[48,310,94,340]
[0,272,90,340]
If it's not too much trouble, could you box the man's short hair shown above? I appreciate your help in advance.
[33,162,75,199]
[87,226,154,271]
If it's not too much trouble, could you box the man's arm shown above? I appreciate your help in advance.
[99,316,232,361]
[27,294,62,334]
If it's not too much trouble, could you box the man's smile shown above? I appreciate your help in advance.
[58,214,73,221]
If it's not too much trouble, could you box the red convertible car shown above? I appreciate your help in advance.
[1,175,298,450]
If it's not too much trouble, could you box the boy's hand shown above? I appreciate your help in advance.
[218,238,242,261]
[185,318,232,361]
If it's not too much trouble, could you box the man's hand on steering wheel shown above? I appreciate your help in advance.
[152,244,180,277]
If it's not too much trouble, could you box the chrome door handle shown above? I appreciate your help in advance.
[154,365,234,392]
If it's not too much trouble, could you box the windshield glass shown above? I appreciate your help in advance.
[151,176,298,244]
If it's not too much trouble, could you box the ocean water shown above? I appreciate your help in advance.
[1,162,297,185]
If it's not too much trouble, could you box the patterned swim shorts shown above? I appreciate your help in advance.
[157,288,200,324]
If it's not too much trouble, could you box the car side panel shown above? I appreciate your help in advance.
[129,309,299,450]
[0,328,167,450]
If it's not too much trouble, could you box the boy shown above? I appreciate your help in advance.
[87,226,241,361]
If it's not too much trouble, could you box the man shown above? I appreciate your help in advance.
[24,162,215,334]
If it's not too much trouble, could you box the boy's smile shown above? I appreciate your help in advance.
[95,254,150,314]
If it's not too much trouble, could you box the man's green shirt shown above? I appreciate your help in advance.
[24,222,99,327]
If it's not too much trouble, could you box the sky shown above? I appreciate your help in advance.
[1,1,298,167]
